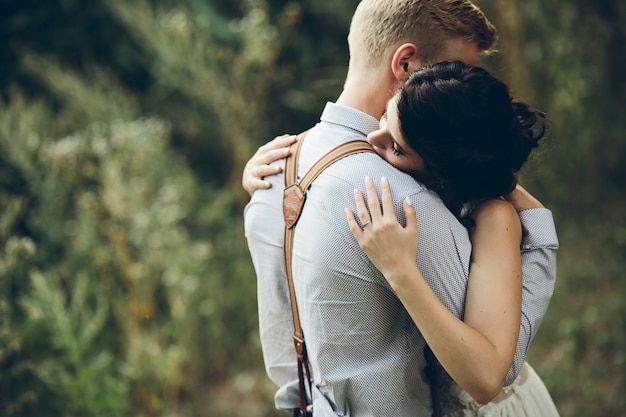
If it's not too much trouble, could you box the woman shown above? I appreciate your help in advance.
[243,62,559,416]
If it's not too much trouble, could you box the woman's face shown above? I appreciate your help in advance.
[367,97,424,173]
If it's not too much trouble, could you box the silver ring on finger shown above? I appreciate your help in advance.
[361,220,371,229]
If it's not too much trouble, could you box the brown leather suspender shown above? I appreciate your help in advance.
[282,131,375,416]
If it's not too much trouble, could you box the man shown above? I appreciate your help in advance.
[244,1,558,415]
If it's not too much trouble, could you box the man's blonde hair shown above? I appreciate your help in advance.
[348,0,497,69]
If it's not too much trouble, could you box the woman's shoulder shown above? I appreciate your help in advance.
[471,198,519,227]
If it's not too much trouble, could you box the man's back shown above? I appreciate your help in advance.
[245,103,471,416]
[294,130,471,416]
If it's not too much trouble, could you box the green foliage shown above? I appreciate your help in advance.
[22,272,127,416]
[0,89,265,414]
[103,0,297,190]
[1,2,300,416]
[528,222,626,417]
[0,0,624,416]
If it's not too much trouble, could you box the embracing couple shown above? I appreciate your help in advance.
[243,1,560,416]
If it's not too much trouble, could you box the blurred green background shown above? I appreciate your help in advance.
[0,0,624,416]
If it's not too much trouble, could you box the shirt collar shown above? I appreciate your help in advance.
[320,102,381,137]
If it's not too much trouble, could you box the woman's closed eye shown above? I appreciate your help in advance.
[391,141,404,156]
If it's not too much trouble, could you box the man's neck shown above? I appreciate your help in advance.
[335,71,395,120]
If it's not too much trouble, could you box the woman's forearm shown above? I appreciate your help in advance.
[387,264,515,403]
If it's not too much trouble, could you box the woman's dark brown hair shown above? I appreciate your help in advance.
[397,61,546,217]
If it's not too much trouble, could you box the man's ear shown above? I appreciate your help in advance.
[391,43,420,81]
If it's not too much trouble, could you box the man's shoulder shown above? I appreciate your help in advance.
[244,169,285,217]
[323,153,426,192]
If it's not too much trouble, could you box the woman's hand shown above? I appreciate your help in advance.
[504,184,544,212]
[242,134,296,196]
[345,177,418,282]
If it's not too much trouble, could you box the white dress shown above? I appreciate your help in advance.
[440,362,560,417]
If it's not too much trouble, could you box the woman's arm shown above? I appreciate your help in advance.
[241,134,295,196]
[346,177,522,404]
[501,184,557,385]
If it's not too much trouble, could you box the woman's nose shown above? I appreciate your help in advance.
[367,129,386,148]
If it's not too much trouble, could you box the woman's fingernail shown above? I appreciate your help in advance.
[405,197,413,206]
[381,176,388,184]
